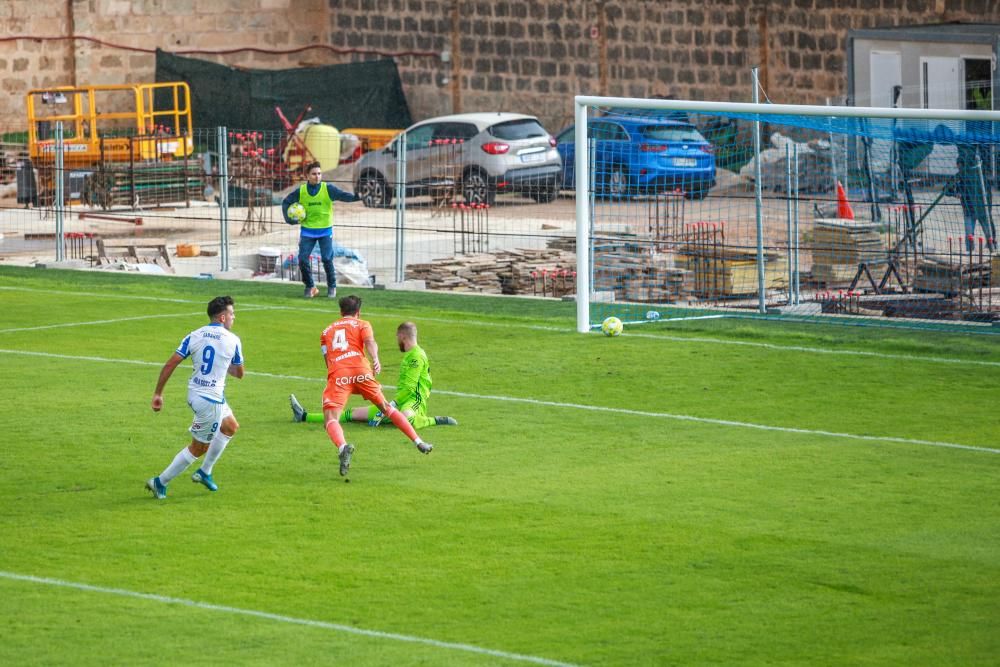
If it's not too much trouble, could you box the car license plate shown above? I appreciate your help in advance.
[520,152,544,163]
[673,157,697,167]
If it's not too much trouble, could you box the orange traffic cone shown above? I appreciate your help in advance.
[836,181,855,220]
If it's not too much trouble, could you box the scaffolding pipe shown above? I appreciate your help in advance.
[54,122,65,262]
[752,67,766,314]
[217,126,230,272]
[394,132,407,283]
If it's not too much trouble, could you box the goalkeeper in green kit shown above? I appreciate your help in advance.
[290,321,457,429]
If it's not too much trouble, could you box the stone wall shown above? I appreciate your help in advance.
[0,0,335,131]
[1,0,998,134]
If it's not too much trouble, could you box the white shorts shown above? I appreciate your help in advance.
[187,393,234,444]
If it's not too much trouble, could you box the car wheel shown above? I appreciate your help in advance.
[684,186,709,200]
[607,164,629,198]
[462,170,495,206]
[528,184,558,204]
[358,172,392,208]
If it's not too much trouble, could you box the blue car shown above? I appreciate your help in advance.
[556,115,716,199]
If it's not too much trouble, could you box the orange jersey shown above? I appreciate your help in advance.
[319,316,387,410]
[320,316,374,377]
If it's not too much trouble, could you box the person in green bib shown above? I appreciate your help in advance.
[282,161,361,298]
[289,320,458,430]
[954,143,997,253]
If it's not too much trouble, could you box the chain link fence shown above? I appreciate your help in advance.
[0,123,577,298]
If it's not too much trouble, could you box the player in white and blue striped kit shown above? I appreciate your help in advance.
[146,296,245,499]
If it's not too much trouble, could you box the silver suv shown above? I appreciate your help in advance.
[354,112,562,207]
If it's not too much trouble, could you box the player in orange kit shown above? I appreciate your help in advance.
[319,294,433,477]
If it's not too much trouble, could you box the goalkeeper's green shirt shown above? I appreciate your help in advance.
[396,344,432,412]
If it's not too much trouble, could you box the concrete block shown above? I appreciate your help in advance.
[385,280,427,291]
[591,290,617,303]
[35,260,89,270]
[768,302,823,316]
[214,268,254,281]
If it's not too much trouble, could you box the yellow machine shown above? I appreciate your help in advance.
[24,82,196,206]
[341,127,400,152]
[27,81,193,163]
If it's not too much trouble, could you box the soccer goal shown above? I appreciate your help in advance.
[573,96,1000,334]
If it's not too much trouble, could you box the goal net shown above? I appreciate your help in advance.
[572,97,1000,334]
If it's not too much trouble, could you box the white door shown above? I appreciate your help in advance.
[921,56,961,174]
[869,51,902,173]
[922,56,961,109]
[870,51,901,107]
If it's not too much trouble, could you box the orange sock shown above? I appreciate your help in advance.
[325,419,347,448]
[386,406,420,442]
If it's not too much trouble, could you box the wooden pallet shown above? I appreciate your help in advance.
[96,239,172,268]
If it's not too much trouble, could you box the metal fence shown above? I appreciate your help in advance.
[5,109,1000,337]
[0,124,577,298]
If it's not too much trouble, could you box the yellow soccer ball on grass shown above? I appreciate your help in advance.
[601,316,623,337]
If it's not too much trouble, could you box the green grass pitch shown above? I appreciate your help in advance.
[1,265,998,666]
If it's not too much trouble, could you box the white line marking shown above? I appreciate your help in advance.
[434,389,1000,455]
[619,332,1000,368]
[0,311,207,334]
[0,304,276,335]
[0,571,577,667]
[1,348,996,454]
[2,284,997,367]
[618,314,729,325]
[0,349,164,367]
[0,285,201,304]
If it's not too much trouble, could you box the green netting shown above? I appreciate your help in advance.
[155,50,412,133]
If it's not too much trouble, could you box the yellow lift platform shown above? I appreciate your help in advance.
[24,82,197,207]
